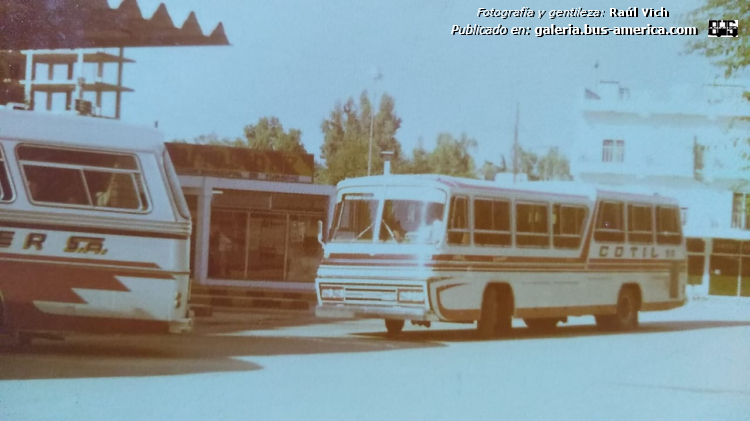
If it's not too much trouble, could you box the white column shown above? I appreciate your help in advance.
[23,51,33,106]
[698,238,712,297]
[194,180,213,284]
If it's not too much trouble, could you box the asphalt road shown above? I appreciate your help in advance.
[1,299,749,421]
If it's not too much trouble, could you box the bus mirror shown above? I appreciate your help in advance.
[317,220,326,247]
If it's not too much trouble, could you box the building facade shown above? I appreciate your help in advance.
[572,81,750,298]
[166,143,335,291]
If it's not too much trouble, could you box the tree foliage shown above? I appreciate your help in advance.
[480,157,507,180]
[427,133,478,178]
[242,117,306,154]
[319,91,403,185]
[536,147,573,181]
[687,1,749,77]
[174,117,308,154]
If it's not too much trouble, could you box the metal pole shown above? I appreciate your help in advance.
[367,68,382,176]
[368,94,374,176]
[116,47,124,119]
[513,102,519,183]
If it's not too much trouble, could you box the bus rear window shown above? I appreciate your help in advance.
[18,145,150,212]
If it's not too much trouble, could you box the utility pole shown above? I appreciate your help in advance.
[367,67,382,176]
[513,102,519,183]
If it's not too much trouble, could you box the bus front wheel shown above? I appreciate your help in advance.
[384,319,404,336]
[477,286,511,339]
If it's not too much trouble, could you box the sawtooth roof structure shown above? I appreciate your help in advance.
[0,0,229,50]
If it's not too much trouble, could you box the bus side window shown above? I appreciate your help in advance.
[516,202,549,247]
[656,206,682,245]
[594,201,625,243]
[553,204,587,248]
[448,196,469,245]
[628,203,654,243]
[474,198,511,246]
[0,145,14,202]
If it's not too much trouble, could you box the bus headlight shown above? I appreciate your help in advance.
[398,289,425,304]
[175,292,183,309]
[320,286,345,301]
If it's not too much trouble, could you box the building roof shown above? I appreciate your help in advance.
[0,0,229,50]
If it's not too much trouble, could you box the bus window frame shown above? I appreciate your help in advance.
[0,143,16,204]
[515,200,550,248]
[627,202,655,244]
[473,196,512,248]
[447,195,471,246]
[594,200,625,243]
[15,143,153,215]
[552,203,588,249]
[655,205,683,245]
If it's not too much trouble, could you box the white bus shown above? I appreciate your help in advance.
[0,108,192,343]
[315,174,687,338]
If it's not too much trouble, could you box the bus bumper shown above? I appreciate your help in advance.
[316,304,438,321]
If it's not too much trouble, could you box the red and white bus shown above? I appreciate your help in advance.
[315,174,687,338]
[0,108,192,344]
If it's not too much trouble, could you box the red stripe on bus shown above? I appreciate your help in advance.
[0,252,162,269]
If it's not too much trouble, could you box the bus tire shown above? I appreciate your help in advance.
[477,287,498,339]
[384,319,405,336]
[0,290,6,333]
[613,287,639,331]
[524,318,559,332]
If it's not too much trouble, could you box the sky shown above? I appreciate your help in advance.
[107,0,721,164]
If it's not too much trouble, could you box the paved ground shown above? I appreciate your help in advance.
[1,298,749,421]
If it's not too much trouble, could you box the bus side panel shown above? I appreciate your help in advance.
[0,227,190,335]
[430,276,484,322]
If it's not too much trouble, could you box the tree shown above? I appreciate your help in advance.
[537,147,573,181]
[242,116,307,154]
[512,143,539,180]
[174,117,308,154]
[193,132,238,145]
[479,156,507,180]
[427,133,478,178]
[687,2,748,77]
[319,91,403,185]
[402,137,432,174]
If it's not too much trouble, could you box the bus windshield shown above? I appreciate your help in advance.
[331,194,379,242]
[330,188,446,244]
[380,200,444,244]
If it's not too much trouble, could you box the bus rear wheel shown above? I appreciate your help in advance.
[384,319,405,336]
[596,288,639,331]
[524,318,559,332]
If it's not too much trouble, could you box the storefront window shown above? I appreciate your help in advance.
[286,215,324,282]
[247,213,286,281]
[209,210,247,280]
